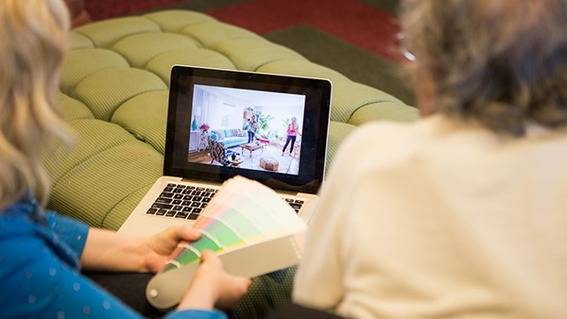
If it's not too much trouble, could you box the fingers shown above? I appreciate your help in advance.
[178,226,202,241]
[189,250,251,309]
[200,250,217,263]
[149,226,201,256]
[199,250,223,270]
[216,271,251,309]
[228,275,251,291]
[164,226,201,242]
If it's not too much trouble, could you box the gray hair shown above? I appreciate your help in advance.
[401,0,567,136]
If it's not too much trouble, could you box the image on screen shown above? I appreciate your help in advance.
[187,84,306,176]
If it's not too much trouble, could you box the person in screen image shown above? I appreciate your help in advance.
[281,117,301,156]
[0,1,250,318]
[245,113,258,143]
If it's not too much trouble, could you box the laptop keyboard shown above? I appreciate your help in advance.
[146,183,304,220]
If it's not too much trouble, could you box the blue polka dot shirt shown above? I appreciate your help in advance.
[0,196,225,319]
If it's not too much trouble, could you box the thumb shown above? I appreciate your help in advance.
[169,226,201,242]
[200,252,250,288]
[151,226,201,254]
[200,250,219,264]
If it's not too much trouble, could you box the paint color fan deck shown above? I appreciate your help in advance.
[146,177,306,309]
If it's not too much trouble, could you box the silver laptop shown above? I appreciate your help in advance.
[119,66,332,236]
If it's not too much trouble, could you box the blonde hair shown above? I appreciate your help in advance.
[0,0,71,209]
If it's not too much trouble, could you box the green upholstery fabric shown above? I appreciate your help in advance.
[213,38,304,71]
[43,120,136,183]
[180,21,262,47]
[326,121,357,166]
[49,10,418,230]
[112,32,200,68]
[144,10,216,32]
[49,142,162,226]
[61,48,129,94]
[257,59,350,87]
[69,32,94,50]
[74,17,161,47]
[73,68,167,120]
[102,185,154,230]
[349,101,419,125]
[57,93,94,121]
[146,47,236,84]
[111,90,169,154]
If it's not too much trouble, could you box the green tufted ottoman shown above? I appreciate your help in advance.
[46,10,418,230]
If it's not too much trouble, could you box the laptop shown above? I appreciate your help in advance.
[119,65,332,236]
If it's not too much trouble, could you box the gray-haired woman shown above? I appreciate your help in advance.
[293,1,567,318]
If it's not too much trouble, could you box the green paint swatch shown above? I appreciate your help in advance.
[204,220,243,247]
[190,233,222,252]
[161,177,308,275]
[217,209,264,239]
[177,248,200,265]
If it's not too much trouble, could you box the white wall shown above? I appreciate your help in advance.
[192,84,305,135]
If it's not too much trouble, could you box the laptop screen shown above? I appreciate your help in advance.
[189,84,306,176]
[164,66,331,194]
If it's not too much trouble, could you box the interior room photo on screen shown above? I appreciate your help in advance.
[187,85,305,175]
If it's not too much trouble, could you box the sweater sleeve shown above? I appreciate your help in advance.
[45,211,89,258]
[0,231,226,319]
[40,213,227,319]
[165,309,227,319]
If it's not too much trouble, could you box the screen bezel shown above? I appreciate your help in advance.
[164,66,331,194]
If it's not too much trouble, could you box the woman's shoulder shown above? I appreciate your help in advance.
[327,115,471,184]
[337,117,437,159]
[0,210,59,285]
[346,113,491,151]
[0,200,73,270]
[0,199,39,238]
[0,225,90,318]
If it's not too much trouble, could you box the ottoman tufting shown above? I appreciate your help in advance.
[46,10,418,230]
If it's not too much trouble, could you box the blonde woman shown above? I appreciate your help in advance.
[294,0,567,318]
[281,117,301,156]
[0,1,249,318]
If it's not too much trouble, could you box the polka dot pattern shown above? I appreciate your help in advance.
[0,201,226,319]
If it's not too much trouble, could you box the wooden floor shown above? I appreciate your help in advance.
[188,144,300,174]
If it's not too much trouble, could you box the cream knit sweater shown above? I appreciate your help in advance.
[293,115,567,319]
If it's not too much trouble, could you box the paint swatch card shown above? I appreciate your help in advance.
[163,176,306,272]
